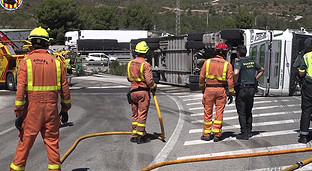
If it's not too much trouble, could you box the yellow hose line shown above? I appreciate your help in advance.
[152,91,165,141]
[140,147,312,171]
[60,131,131,163]
[282,156,312,171]
[60,92,165,165]
[60,131,165,165]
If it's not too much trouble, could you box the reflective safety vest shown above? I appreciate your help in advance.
[205,59,228,81]
[301,52,312,78]
[65,58,71,69]
[127,60,146,81]
[26,58,61,91]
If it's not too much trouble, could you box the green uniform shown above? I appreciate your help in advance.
[234,56,262,137]
[75,55,82,75]
[298,51,312,142]
[234,57,262,84]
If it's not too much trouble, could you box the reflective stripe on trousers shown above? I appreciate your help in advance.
[202,87,226,137]
[130,91,150,137]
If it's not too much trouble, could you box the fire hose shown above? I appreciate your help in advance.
[282,156,312,171]
[59,91,312,171]
[59,91,165,165]
[140,147,312,171]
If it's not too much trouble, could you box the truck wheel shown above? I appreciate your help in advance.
[189,74,199,83]
[147,42,159,49]
[188,33,204,41]
[6,73,15,91]
[189,82,200,91]
[152,71,160,83]
[186,41,204,49]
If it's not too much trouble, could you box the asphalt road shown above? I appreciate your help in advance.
[1,74,312,171]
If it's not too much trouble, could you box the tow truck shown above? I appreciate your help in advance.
[0,42,29,90]
[0,31,31,90]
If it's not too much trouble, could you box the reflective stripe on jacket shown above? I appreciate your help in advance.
[127,56,156,90]
[198,55,234,92]
[300,52,312,77]
[14,49,71,116]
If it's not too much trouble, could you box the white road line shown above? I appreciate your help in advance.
[179,94,203,99]
[171,92,191,96]
[191,110,301,123]
[160,87,182,90]
[189,119,299,133]
[0,127,15,136]
[186,99,290,106]
[183,97,202,102]
[177,143,311,160]
[69,85,129,90]
[249,163,312,171]
[182,96,268,102]
[157,84,172,88]
[184,129,301,146]
[188,104,300,111]
[149,93,185,169]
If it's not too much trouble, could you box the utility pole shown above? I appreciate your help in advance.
[175,0,180,35]
[206,12,209,30]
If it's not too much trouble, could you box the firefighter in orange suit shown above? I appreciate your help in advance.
[127,41,157,144]
[10,27,71,171]
[199,42,234,142]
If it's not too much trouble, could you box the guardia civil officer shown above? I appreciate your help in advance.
[298,43,312,143]
[233,45,264,140]
[293,38,312,88]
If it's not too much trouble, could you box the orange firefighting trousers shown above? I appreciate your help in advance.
[11,102,61,171]
[202,87,226,137]
[131,91,150,137]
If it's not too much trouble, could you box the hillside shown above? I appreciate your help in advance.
[1,0,311,33]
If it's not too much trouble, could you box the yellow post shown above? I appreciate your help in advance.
[152,91,165,141]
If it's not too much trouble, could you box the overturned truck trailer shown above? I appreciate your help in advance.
[130,28,312,96]
[130,33,222,90]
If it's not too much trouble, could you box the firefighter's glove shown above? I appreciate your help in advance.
[15,115,23,132]
[227,96,233,105]
[151,84,157,93]
[59,111,69,123]
[151,88,156,93]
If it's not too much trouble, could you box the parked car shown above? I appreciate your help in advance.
[85,53,109,65]
[108,55,118,62]
[85,53,118,64]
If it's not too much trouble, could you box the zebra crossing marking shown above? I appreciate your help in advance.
[184,129,301,146]
[189,119,300,134]
[177,143,311,160]
[188,104,300,111]
[191,110,301,123]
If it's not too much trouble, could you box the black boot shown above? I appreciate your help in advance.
[247,130,252,138]
[213,136,222,142]
[298,135,309,144]
[130,137,138,143]
[236,132,249,140]
[137,135,150,144]
[201,135,211,141]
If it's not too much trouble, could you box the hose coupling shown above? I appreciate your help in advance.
[296,161,304,168]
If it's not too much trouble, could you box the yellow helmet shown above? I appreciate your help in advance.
[135,41,149,54]
[28,26,49,42]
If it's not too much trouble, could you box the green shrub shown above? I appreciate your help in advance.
[109,61,127,76]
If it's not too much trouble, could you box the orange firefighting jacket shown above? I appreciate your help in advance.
[199,55,234,93]
[127,56,156,90]
[14,49,71,116]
